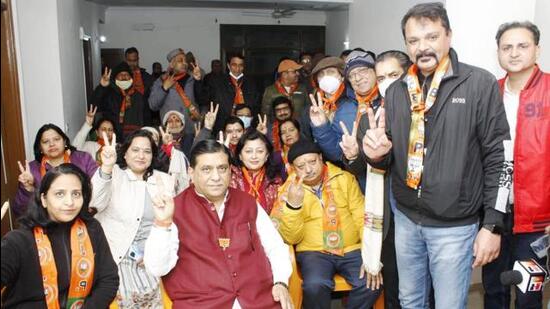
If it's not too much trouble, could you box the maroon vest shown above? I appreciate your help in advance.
[163,186,280,309]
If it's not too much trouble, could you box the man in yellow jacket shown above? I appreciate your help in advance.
[271,140,380,309]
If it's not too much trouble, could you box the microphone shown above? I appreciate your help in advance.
[500,259,547,293]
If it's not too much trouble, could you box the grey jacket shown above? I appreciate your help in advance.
[148,75,199,135]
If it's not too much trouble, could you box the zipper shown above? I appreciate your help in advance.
[417,186,422,198]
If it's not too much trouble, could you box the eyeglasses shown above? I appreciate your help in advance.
[348,67,372,81]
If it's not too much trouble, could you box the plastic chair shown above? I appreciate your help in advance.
[288,246,385,309]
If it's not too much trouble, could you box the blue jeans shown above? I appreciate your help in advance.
[394,208,478,309]
[296,249,381,309]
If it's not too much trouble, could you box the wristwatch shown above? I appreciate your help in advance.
[482,224,502,235]
[274,282,289,290]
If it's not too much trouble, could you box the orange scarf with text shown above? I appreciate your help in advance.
[275,80,298,97]
[34,218,94,309]
[404,55,450,189]
[132,69,145,95]
[40,152,71,177]
[172,73,200,121]
[319,82,345,113]
[271,165,343,255]
[230,76,245,105]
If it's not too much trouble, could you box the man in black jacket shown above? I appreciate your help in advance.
[204,53,261,134]
[360,3,510,308]
[125,47,155,125]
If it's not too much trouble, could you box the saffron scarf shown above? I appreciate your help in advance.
[242,167,268,211]
[34,218,95,309]
[171,73,201,121]
[272,120,281,152]
[118,87,136,124]
[354,84,379,123]
[40,151,71,177]
[319,82,345,113]
[95,138,105,165]
[132,69,145,95]
[404,55,450,189]
[275,80,298,97]
[230,76,245,105]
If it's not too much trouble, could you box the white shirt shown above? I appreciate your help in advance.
[143,190,292,309]
[503,77,520,204]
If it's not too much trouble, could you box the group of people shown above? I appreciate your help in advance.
[1,2,549,309]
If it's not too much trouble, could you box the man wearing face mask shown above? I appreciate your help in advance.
[308,56,355,164]
[149,48,202,155]
[340,50,412,309]
[262,59,310,121]
[91,61,145,139]
[375,50,412,98]
[204,53,261,134]
[233,104,254,129]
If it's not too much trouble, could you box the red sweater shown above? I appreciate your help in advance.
[498,66,550,233]
[163,186,280,308]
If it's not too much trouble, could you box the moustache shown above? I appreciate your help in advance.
[415,51,438,62]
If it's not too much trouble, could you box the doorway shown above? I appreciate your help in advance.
[220,24,325,91]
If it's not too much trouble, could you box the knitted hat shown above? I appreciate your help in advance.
[111,61,132,79]
[166,48,185,62]
[344,51,375,77]
[288,140,322,164]
[162,110,185,126]
[278,59,303,73]
[311,56,345,77]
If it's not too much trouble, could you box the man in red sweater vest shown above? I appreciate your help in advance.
[143,140,293,309]
[482,21,550,309]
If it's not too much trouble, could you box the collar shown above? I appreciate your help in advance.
[229,72,244,80]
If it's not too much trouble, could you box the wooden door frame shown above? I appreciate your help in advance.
[1,0,26,235]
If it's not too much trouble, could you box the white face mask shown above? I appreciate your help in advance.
[318,76,342,94]
[238,116,253,128]
[115,78,133,90]
[229,72,244,80]
[378,78,399,98]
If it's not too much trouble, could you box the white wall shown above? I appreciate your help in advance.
[100,7,327,73]
[348,0,439,55]
[446,0,539,77]
[325,9,349,56]
[13,0,65,159]
[79,1,107,86]
[534,0,550,71]
[13,0,106,158]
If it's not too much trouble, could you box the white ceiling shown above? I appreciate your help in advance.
[85,0,351,11]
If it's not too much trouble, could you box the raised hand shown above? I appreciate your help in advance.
[86,105,97,126]
[217,131,230,148]
[151,174,175,227]
[100,67,111,87]
[159,126,173,146]
[204,102,219,130]
[309,92,328,127]
[362,108,392,161]
[194,122,202,138]
[100,132,117,173]
[162,71,176,91]
[17,160,35,192]
[190,60,202,81]
[339,121,359,161]
[359,266,384,290]
[256,114,268,135]
[286,176,304,207]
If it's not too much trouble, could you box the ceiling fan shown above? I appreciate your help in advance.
[241,5,296,19]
